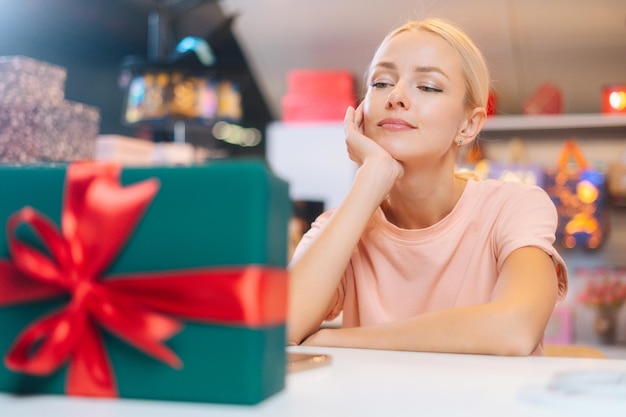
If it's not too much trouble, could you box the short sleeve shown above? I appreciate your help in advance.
[494,184,568,303]
[289,210,346,320]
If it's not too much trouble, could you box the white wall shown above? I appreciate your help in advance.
[266,122,356,211]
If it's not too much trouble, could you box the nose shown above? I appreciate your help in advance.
[386,83,409,109]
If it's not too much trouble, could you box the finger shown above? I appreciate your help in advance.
[354,102,364,127]
[344,106,355,128]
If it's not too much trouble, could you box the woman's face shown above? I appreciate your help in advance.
[363,29,470,165]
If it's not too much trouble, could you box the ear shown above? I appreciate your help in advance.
[456,107,486,145]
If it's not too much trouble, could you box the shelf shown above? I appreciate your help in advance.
[482,113,626,132]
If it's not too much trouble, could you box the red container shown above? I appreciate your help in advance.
[282,69,356,122]
[281,94,355,122]
[522,83,563,115]
[286,70,354,97]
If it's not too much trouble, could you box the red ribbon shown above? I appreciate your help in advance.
[0,162,287,397]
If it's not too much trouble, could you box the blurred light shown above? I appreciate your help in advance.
[176,37,215,66]
[602,85,626,114]
[212,121,262,147]
[212,121,232,140]
[609,92,626,111]
[577,180,599,204]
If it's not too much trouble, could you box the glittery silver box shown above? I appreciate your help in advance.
[0,56,100,163]
[0,56,66,106]
[0,101,101,163]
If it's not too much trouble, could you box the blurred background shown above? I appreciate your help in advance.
[0,0,624,155]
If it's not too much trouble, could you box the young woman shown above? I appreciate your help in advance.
[287,18,568,356]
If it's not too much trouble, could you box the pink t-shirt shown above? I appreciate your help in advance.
[293,179,568,352]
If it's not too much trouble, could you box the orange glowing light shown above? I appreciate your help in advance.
[576,180,599,204]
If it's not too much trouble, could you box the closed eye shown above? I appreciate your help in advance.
[419,85,443,93]
[370,81,393,89]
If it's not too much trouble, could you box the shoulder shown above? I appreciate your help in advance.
[290,209,336,262]
[470,177,544,194]
[474,180,560,252]
[462,179,558,231]
[468,179,554,208]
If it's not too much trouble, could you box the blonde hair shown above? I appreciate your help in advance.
[374,18,490,111]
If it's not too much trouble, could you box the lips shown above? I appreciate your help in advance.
[377,118,416,130]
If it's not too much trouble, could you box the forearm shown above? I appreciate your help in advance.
[303,247,560,356]
[287,159,398,344]
[303,302,545,356]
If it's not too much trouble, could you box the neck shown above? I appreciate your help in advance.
[382,173,467,229]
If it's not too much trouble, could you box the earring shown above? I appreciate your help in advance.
[457,139,463,147]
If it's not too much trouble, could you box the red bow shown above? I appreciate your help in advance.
[0,162,286,397]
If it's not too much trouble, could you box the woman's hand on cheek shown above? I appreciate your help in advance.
[344,104,403,186]
[344,103,380,167]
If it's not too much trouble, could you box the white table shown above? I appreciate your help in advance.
[1,346,625,417]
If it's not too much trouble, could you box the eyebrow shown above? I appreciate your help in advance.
[372,61,449,80]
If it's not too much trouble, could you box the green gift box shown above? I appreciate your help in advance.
[0,159,290,404]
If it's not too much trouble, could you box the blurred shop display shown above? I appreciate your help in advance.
[608,154,626,207]
[544,139,608,250]
[123,69,242,126]
[281,70,356,122]
[0,56,100,163]
[576,267,626,345]
[522,82,563,115]
[118,0,270,157]
[483,138,545,187]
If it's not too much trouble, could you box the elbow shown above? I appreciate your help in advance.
[489,309,544,356]
[286,329,304,347]
[287,338,303,347]
[495,333,539,356]
[286,318,315,347]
